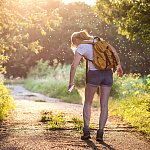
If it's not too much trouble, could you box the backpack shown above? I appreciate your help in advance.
[82,37,118,70]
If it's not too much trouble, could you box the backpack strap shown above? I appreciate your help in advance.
[93,36,101,41]
[86,59,88,84]
[81,37,101,83]
[81,37,101,44]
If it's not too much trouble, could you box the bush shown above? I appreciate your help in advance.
[0,82,15,121]
[145,74,150,92]
[111,73,147,99]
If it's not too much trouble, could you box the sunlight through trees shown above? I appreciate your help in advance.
[0,0,149,77]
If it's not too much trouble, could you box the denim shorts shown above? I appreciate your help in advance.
[86,69,113,87]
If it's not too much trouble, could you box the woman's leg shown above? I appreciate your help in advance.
[96,85,112,142]
[83,84,98,129]
[99,85,112,130]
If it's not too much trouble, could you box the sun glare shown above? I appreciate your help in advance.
[63,0,96,6]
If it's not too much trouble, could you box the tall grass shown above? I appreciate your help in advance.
[25,78,82,103]
[25,60,82,104]
[109,73,150,136]
[109,94,150,136]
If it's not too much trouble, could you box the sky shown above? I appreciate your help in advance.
[63,0,96,6]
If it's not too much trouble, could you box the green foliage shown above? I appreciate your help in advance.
[25,61,82,104]
[146,74,150,92]
[48,113,66,129]
[95,0,150,43]
[109,94,150,135]
[33,99,46,102]
[4,1,150,77]
[109,73,150,136]
[95,1,150,75]
[26,60,148,101]
[0,81,15,121]
[71,117,96,131]
[41,112,86,131]
[1,0,61,77]
[111,73,147,99]
[74,62,86,88]
[41,111,66,129]
[72,117,83,131]
[41,111,53,122]
[25,78,81,104]
[28,59,52,78]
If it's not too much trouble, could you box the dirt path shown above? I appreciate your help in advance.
[0,85,149,150]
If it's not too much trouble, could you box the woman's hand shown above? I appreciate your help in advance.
[116,64,123,77]
[68,84,74,92]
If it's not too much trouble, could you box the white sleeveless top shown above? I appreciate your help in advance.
[76,40,98,70]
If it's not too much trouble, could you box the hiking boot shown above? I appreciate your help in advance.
[81,128,91,140]
[96,129,104,142]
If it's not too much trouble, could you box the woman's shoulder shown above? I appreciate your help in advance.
[76,44,87,52]
[76,41,93,55]
[78,43,93,51]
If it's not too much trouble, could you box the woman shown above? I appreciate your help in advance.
[68,30,123,142]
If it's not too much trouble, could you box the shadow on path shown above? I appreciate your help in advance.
[84,139,116,150]
[99,141,116,150]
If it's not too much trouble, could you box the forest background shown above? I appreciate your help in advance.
[0,0,149,77]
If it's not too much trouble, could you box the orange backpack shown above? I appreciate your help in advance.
[83,37,118,70]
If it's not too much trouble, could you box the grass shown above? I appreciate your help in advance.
[72,117,83,131]
[25,78,82,104]
[40,111,97,131]
[33,99,46,102]
[41,111,67,129]
[48,113,66,129]
[41,111,53,122]
[41,111,66,129]
[109,94,150,137]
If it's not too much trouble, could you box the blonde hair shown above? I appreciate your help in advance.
[71,30,93,49]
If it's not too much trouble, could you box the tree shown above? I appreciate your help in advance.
[29,2,102,67]
[5,1,150,77]
[3,0,61,77]
[95,0,150,43]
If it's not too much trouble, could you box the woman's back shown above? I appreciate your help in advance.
[76,40,98,70]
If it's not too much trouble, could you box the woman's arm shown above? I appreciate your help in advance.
[69,51,82,88]
[108,44,121,65]
[108,44,123,77]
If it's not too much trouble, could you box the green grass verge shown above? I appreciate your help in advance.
[24,78,82,104]
[109,94,150,136]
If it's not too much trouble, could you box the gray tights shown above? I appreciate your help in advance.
[83,84,112,130]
